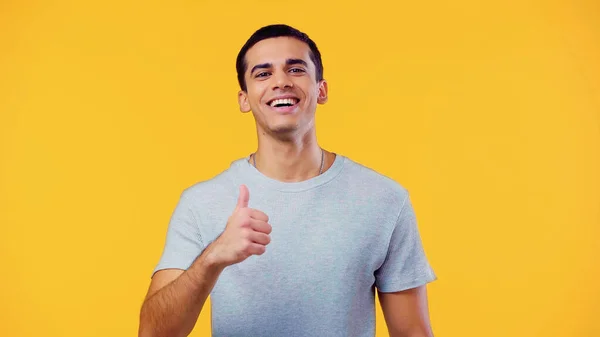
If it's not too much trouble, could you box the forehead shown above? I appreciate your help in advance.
[245,37,312,68]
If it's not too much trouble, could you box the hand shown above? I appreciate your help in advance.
[208,185,272,267]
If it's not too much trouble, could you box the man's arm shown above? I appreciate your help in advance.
[378,285,434,337]
[139,185,272,337]
[138,244,224,337]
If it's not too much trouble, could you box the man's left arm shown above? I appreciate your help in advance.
[378,285,434,337]
[374,192,436,337]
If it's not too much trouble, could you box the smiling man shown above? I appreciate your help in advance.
[138,24,437,337]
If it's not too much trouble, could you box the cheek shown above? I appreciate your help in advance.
[303,87,319,105]
[304,81,319,97]
[248,85,267,105]
[245,94,260,110]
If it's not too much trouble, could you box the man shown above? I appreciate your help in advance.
[139,24,437,337]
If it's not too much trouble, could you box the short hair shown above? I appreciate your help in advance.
[236,24,324,92]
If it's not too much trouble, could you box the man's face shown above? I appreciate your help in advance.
[238,37,328,139]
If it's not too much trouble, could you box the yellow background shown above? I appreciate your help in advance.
[1,0,599,336]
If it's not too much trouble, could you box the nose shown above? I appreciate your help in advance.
[272,71,293,90]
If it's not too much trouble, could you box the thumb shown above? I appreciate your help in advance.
[236,184,249,210]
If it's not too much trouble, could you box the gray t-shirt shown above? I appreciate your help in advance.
[153,154,436,337]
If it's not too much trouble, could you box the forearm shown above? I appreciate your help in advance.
[387,321,434,337]
[139,245,224,337]
[390,332,433,337]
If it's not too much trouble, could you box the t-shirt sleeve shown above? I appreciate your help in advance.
[374,193,437,292]
[152,190,205,277]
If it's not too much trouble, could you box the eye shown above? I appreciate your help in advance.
[289,68,306,73]
[255,72,270,78]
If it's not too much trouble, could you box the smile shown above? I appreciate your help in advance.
[268,97,299,107]
[266,96,300,114]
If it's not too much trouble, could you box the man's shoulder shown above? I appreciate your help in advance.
[178,158,244,201]
[340,155,410,204]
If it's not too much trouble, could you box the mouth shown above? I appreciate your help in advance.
[267,97,300,108]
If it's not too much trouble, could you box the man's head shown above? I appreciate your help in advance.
[236,24,324,92]
[236,24,328,139]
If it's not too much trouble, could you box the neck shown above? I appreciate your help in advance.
[251,128,330,182]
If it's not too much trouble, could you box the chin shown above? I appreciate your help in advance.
[260,123,299,140]
[270,124,299,134]
[259,114,314,139]
[269,115,301,131]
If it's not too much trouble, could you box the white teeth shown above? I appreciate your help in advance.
[269,98,297,107]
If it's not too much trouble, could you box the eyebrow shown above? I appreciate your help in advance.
[286,58,308,67]
[250,58,309,75]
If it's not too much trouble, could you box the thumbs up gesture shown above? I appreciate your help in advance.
[209,185,272,267]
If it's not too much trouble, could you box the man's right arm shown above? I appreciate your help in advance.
[139,185,271,337]
[138,243,224,337]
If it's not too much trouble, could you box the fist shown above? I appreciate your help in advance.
[209,185,272,267]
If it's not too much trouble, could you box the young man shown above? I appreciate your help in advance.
[139,24,437,337]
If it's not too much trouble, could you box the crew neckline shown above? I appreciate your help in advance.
[230,153,347,192]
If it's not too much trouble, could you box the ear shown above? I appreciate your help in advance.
[238,90,251,113]
[317,80,328,104]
